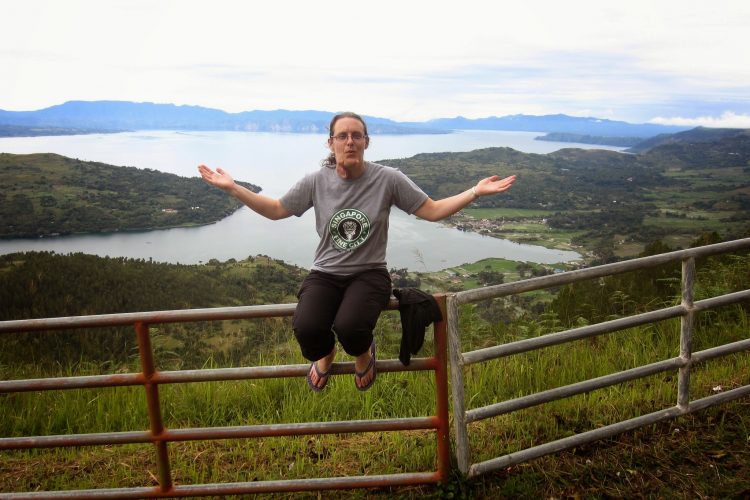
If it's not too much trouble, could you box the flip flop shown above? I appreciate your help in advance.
[355,341,377,391]
[306,360,330,392]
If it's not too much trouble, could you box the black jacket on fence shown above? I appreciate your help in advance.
[393,288,443,366]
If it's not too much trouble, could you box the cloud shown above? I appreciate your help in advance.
[2,0,750,122]
[649,112,750,129]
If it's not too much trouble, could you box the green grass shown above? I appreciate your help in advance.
[642,215,718,230]
[448,208,586,253]
[2,306,748,497]
[642,214,747,241]
[450,258,521,274]
[463,208,553,219]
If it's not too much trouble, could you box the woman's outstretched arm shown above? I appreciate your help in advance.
[198,164,291,220]
[414,174,516,222]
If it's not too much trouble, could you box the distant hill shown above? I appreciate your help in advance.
[408,114,689,137]
[0,101,692,138]
[0,101,445,135]
[627,126,750,153]
[629,128,750,170]
[383,131,750,207]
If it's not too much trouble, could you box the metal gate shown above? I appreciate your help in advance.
[0,297,451,498]
[447,237,750,477]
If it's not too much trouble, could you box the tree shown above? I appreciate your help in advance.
[477,269,504,286]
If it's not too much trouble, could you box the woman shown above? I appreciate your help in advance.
[198,112,515,392]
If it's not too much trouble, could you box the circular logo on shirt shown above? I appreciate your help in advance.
[329,208,371,251]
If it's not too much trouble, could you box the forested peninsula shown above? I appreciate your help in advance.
[0,153,260,238]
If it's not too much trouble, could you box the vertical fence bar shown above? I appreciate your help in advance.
[447,295,471,474]
[677,257,695,411]
[135,322,173,493]
[432,295,452,481]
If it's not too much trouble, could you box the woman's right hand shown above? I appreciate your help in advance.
[198,164,291,220]
[198,164,236,191]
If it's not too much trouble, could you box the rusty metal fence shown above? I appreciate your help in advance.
[447,237,750,477]
[0,297,451,498]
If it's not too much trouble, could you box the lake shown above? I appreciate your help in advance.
[0,130,623,270]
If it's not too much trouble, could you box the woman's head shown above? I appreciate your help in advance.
[323,112,369,169]
[328,112,369,139]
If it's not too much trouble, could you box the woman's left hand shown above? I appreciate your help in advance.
[475,175,517,196]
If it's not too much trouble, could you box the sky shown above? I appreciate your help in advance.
[2,0,750,127]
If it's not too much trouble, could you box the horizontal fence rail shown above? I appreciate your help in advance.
[460,290,750,366]
[448,237,750,476]
[469,385,750,478]
[0,297,451,498]
[0,358,438,394]
[452,237,750,306]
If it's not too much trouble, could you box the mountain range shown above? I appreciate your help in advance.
[0,101,691,138]
[407,114,689,137]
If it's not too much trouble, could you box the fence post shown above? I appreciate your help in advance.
[447,295,471,474]
[432,294,452,481]
[135,322,173,493]
[677,257,695,411]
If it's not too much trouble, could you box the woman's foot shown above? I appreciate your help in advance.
[354,341,377,391]
[307,347,336,392]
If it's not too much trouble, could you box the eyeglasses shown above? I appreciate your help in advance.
[331,132,367,143]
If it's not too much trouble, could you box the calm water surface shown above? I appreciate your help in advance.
[0,130,621,270]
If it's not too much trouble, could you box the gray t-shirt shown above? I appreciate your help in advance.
[280,161,429,275]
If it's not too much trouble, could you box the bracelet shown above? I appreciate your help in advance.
[471,186,479,199]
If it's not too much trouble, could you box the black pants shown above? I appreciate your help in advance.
[293,268,392,362]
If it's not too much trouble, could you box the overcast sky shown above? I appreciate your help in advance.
[3,0,749,126]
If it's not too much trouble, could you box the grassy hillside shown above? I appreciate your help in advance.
[0,153,260,238]
[1,245,748,497]
[0,252,305,368]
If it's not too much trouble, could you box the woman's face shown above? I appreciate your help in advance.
[328,117,369,171]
